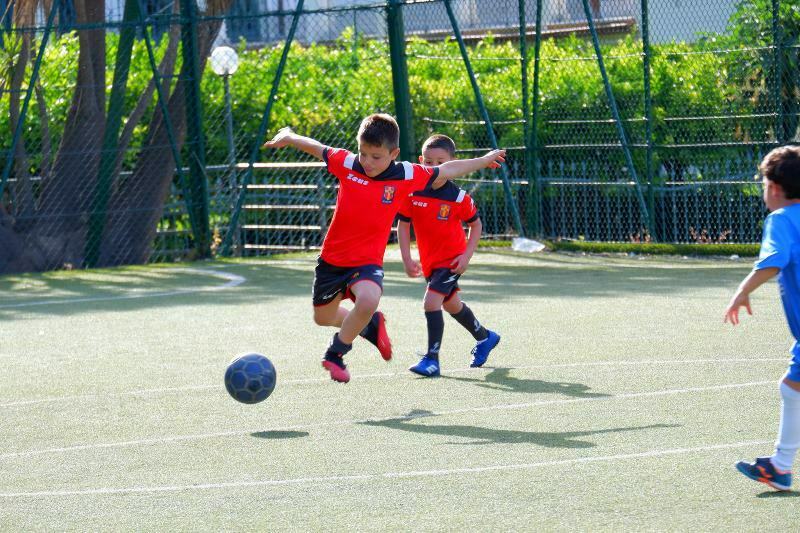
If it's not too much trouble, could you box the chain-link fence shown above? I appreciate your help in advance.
[1,0,797,273]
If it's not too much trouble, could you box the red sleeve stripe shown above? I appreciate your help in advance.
[344,153,356,170]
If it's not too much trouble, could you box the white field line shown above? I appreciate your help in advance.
[0,380,775,460]
[0,268,245,309]
[0,439,773,498]
[0,357,785,409]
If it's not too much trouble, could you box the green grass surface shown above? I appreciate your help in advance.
[1,250,798,530]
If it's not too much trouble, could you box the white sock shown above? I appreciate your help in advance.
[771,380,800,472]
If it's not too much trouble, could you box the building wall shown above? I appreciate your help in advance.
[95,0,739,45]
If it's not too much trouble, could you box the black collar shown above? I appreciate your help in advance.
[411,181,462,201]
[352,159,408,181]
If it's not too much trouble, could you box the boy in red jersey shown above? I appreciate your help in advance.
[263,115,505,383]
[397,134,500,377]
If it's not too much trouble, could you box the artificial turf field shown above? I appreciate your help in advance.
[1,249,799,530]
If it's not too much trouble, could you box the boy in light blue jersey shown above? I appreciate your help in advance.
[725,145,800,491]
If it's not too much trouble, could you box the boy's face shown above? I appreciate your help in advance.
[419,147,454,166]
[763,175,785,212]
[358,142,400,178]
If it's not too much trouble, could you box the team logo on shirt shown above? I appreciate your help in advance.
[382,186,396,204]
[437,204,451,220]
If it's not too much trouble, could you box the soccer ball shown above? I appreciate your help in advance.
[224,353,277,404]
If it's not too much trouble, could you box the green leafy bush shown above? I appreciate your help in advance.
[0,12,780,182]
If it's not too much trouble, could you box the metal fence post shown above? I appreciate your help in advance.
[220,0,306,256]
[387,0,414,162]
[772,0,785,143]
[443,0,526,238]
[137,0,199,246]
[527,0,543,236]
[581,0,651,235]
[641,0,657,241]
[0,0,59,200]
[518,0,532,235]
[180,0,210,258]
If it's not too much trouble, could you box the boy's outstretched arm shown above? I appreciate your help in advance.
[397,221,422,278]
[431,149,506,189]
[724,267,779,325]
[451,218,482,275]
[263,127,326,161]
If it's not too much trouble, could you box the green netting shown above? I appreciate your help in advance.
[0,0,796,272]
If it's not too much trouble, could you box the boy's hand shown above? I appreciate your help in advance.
[262,127,295,149]
[724,291,752,325]
[483,149,506,169]
[450,253,472,275]
[404,259,423,278]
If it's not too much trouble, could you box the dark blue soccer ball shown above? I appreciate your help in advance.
[224,353,277,404]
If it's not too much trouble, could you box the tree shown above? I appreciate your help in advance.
[724,0,800,142]
[0,0,233,272]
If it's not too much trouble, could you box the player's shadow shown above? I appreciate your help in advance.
[442,368,611,399]
[757,490,800,498]
[250,430,309,440]
[360,410,677,448]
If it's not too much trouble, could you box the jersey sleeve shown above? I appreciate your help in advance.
[397,194,413,222]
[409,163,439,191]
[322,147,354,181]
[755,212,792,271]
[459,192,479,223]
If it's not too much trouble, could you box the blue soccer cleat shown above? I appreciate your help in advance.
[735,457,792,491]
[409,356,440,377]
[470,330,500,368]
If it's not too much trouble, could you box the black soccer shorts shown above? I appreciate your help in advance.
[312,258,385,306]
[426,267,461,301]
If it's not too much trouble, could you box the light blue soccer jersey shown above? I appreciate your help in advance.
[755,204,800,358]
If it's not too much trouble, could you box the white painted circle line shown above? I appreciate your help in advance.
[0,358,786,409]
[0,439,772,498]
[0,380,775,460]
[0,268,246,309]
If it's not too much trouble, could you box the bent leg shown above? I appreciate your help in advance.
[340,281,382,344]
[313,294,348,327]
[442,292,463,315]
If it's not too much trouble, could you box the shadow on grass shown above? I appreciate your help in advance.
[250,430,309,439]
[757,490,800,498]
[441,368,611,398]
[0,261,313,320]
[0,252,749,320]
[360,409,678,448]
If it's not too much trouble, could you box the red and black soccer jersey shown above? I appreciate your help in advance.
[397,181,479,278]
[321,147,438,267]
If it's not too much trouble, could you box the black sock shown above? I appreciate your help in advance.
[325,333,352,368]
[360,313,379,346]
[425,310,444,360]
[450,303,488,341]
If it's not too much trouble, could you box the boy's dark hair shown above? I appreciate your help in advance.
[357,114,399,150]
[422,134,456,157]
[760,145,800,199]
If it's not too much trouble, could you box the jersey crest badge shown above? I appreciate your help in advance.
[382,185,396,204]
[437,203,451,220]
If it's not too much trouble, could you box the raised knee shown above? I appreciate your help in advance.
[313,312,332,326]
[354,296,379,313]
